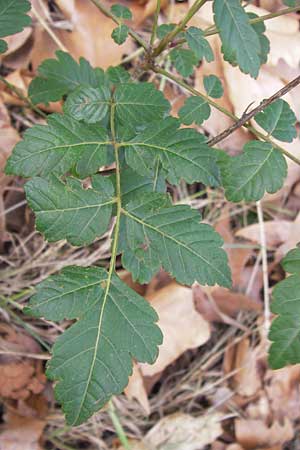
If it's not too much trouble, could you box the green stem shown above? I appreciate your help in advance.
[153,66,300,166]
[108,400,132,450]
[150,0,161,46]
[0,75,47,118]
[89,0,149,50]
[152,0,208,56]
[204,4,300,37]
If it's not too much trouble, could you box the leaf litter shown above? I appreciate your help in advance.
[1,0,300,449]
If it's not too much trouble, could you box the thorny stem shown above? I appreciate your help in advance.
[152,0,208,57]
[150,0,161,46]
[153,66,300,166]
[89,0,149,51]
[0,75,47,118]
[208,74,300,146]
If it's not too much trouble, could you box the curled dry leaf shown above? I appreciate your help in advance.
[235,418,293,449]
[145,412,223,450]
[235,220,292,248]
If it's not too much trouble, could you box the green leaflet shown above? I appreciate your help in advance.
[29,51,106,105]
[254,99,297,143]
[123,117,220,186]
[219,141,287,202]
[269,248,300,369]
[0,0,31,53]
[178,96,211,126]
[111,4,132,19]
[5,114,111,178]
[247,13,270,65]
[119,193,231,286]
[106,66,131,84]
[64,86,111,124]
[112,24,129,45]
[213,0,262,78]
[169,48,199,77]
[186,27,214,62]
[25,175,114,246]
[203,75,223,99]
[114,82,170,127]
[27,267,162,425]
[119,166,166,205]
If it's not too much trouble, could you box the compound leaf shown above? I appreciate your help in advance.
[169,48,198,77]
[27,267,162,425]
[29,51,105,104]
[111,24,129,45]
[178,96,211,126]
[5,114,111,178]
[0,0,31,53]
[120,193,231,286]
[25,175,114,246]
[220,141,287,202]
[254,99,297,143]
[64,86,111,124]
[269,248,300,369]
[203,75,223,98]
[123,117,220,186]
[186,27,214,62]
[213,0,261,77]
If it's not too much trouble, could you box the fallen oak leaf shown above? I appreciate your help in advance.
[235,418,294,449]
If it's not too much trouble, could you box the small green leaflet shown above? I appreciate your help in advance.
[283,0,296,5]
[254,99,297,143]
[178,96,211,126]
[5,114,111,178]
[106,65,131,84]
[186,27,214,62]
[219,141,287,202]
[27,267,162,425]
[25,176,114,246]
[203,75,223,98]
[169,48,198,77]
[123,117,220,186]
[64,86,111,123]
[111,4,132,19]
[119,193,231,286]
[0,40,7,53]
[29,51,106,105]
[269,248,300,369]
[213,0,261,78]
[112,24,129,45]
[119,167,166,206]
[0,0,31,54]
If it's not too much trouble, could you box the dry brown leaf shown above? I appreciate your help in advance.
[145,412,223,450]
[125,363,150,415]
[139,283,210,377]
[276,212,300,260]
[235,220,292,248]
[235,418,293,449]
[1,28,32,57]
[225,337,263,397]
[0,413,45,450]
[265,365,300,421]
[194,285,261,324]
[0,325,46,400]
[31,0,136,70]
